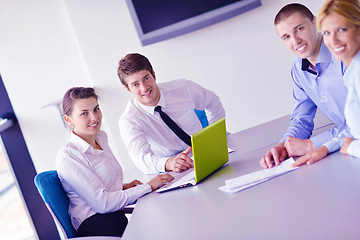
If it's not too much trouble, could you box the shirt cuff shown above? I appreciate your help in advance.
[156,156,169,173]
[322,138,341,153]
[125,183,152,205]
[310,131,333,148]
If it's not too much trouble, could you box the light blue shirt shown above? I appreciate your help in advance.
[343,50,360,157]
[281,40,347,153]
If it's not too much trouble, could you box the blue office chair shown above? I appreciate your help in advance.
[35,171,134,239]
[194,109,209,128]
[34,170,77,239]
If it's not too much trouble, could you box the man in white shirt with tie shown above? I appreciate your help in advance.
[118,53,225,174]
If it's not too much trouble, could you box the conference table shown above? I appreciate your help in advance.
[122,124,360,240]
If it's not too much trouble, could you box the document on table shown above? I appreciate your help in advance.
[219,158,299,193]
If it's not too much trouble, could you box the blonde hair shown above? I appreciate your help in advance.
[317,0,360,30]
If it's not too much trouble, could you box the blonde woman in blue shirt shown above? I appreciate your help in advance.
[318,0,360,157]
[311,0,360,159]
[56,87,174,237]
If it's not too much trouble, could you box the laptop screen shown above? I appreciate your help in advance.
[191,117,229,182]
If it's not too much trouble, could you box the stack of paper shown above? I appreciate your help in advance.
[219,158,299,193]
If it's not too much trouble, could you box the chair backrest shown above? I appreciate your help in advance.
[194,109,209,128]
[34,170,77,239]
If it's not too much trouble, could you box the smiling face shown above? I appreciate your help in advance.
[124,70,160,106]
[276,12,322,65]
[321,12,360,67]
[64,97,102,143]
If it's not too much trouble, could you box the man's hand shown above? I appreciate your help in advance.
[284,136,316,157]
[123,180,143,190]
[260,143,288,169]
[291,145,329,168]
[165,147,193,172]
[340,137,355,154]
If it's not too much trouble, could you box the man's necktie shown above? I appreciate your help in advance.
[154,106,191,146]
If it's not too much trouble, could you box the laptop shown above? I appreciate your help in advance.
[156,117,229,193]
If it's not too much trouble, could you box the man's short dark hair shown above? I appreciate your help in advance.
[117,53,154,88]
[274,3,314,25]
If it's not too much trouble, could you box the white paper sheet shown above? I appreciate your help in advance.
[219,158,299,193]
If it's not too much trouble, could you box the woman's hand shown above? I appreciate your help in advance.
[340,137,355,155]
[291,145,329,168]
[123,180,143,190]
[148,174,174,191]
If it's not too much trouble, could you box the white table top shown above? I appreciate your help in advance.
[122,135,360,240]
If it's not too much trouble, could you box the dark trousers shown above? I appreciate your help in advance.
[77,210,128,237]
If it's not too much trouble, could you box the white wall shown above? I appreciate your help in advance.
[0,0,324,172]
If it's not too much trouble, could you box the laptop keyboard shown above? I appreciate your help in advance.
[171,170,195,186]
[156,169,196,192]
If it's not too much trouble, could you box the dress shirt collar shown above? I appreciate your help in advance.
[301,40,331,75]
[137,89,165,115]
[344,50,360,87]
[69,131,105,154]
[301,59,317,75]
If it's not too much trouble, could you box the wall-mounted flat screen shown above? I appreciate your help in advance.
[126,0,262,46]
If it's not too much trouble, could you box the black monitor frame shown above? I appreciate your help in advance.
[126,0,262,46]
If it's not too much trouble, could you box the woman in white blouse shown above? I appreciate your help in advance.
[56,87,174,237]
